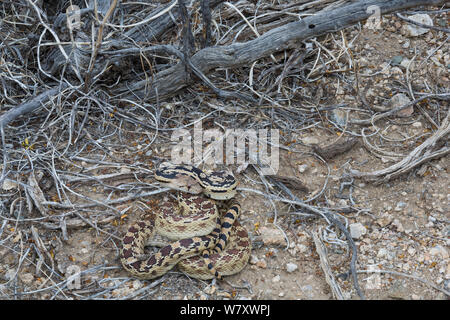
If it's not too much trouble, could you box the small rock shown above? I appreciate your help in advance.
[400,58,412,69]
[412,122,422,128]
[2,179,17,191]
[392,219,405,232]
[278,292,285,297]
[301,136,319,145]
[377,248,388,259]
[403,14,433,37]
[249,254,259,265]
[390,93,413,117]
[300,285,314,299]
[391,55,404,66]
[429,245,448,259]
[108,279,121,288]
[425,221,434,228]
[377,213,393,227]
[272,275,281,283]
[298,164,308,173]
[4,269,16,281]
[390,67,403,76]
[349,223,367,239]
[331,109,347,126]
[297,244,308,253]
[255,259,267,269]
[204,285,216,295]
[286,263,298,273]
[19,273,34,285]
[259,226,287,246]
[288,247,297,256]
[132,280,143,290]
[112,286,135,298]
[394,201,407,212]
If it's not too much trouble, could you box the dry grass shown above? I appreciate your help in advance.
[0,0,448,300]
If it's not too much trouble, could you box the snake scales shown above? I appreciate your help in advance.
[120,165,251,280]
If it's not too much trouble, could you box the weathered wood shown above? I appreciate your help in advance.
[0,84,68,128]
[44,0,225,77]
[350,108,450,184]
[312,137,360,161]
[124,0,226,43]
[117,0,446,101]
[312,229,346,300]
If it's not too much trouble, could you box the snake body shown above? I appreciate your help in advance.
[120,165,251,280]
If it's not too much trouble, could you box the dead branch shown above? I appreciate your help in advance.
[350,107,450,183]
[116,0,447,101]
[0,84,68,129]
[312,229,346,300]
[312,137,360,161]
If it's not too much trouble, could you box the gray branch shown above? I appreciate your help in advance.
[0,83,68,129]
[117,0,447,101]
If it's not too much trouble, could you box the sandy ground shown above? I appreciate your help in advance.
[0,11,448,300]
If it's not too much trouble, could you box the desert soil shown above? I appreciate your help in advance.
[0,12,448,300]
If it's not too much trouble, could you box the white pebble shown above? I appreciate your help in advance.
[272,275,281,283]
[297,244,308,253]
[298,164,308,173]
[429,245,448,259]
[4,269,16,281]
[132,280,143,290]
[301,136,319,145]
[377,248,388,258]
[407,247,416,256]
[19,273,34,285]
[394,202,406,211]
[350,223,367,239]
[249,254,259,265]
[403,14,433,37]
[392,219,405,232]
[259,227,287,246]
[286,263,298,273]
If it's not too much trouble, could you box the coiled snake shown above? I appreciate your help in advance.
[120,165,251,280]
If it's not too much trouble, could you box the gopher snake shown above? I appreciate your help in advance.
[120,165,251,280]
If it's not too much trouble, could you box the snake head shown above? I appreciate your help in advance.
[156,164,238,200]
